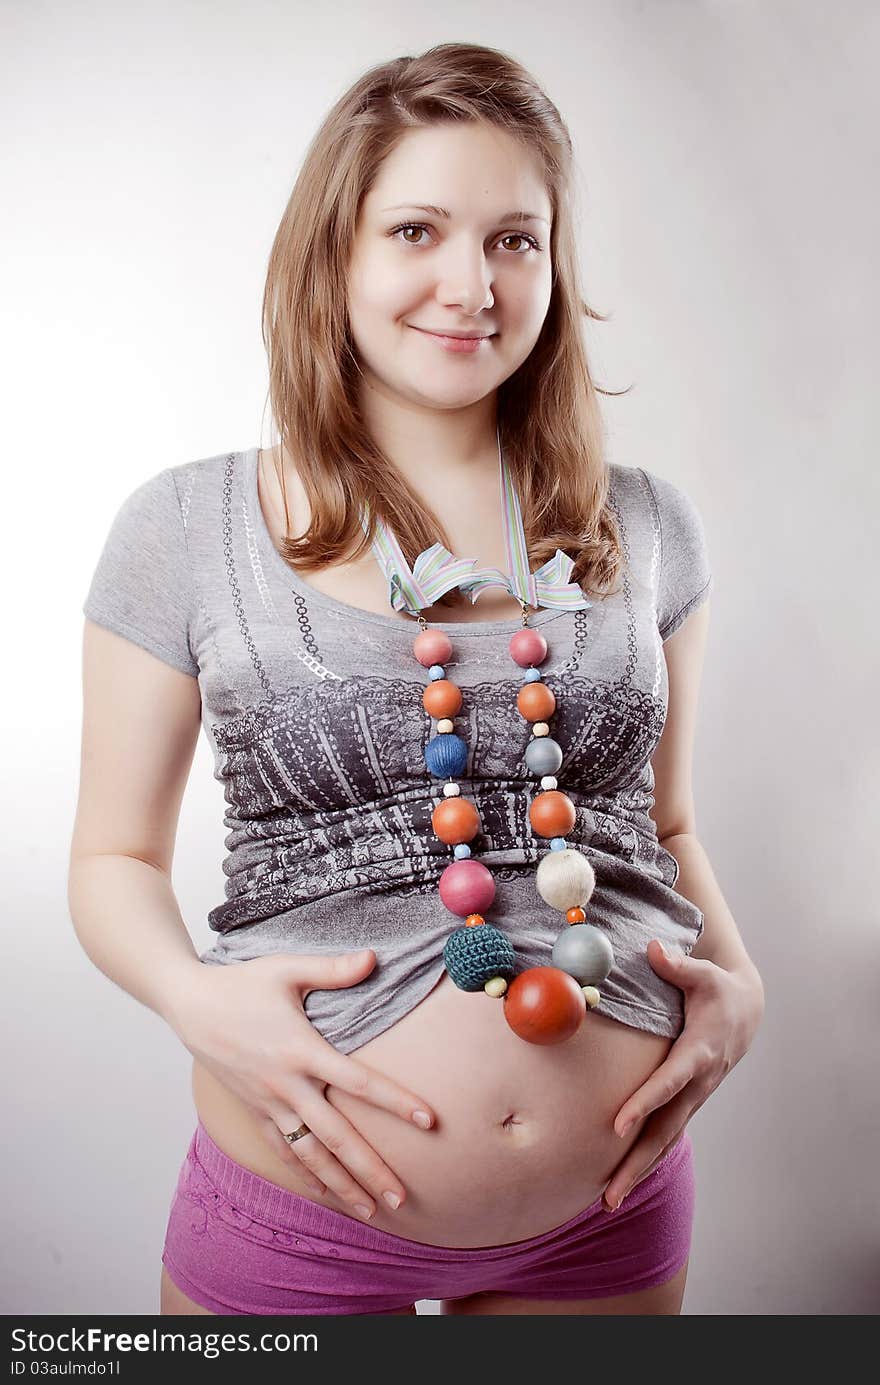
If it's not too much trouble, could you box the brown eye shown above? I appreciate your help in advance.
[498,235,540,254]
[391,224,429,245]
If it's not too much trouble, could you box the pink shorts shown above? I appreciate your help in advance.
[162,1120,695,1315]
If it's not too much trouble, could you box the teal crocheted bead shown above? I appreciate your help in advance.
[443,923,517,992]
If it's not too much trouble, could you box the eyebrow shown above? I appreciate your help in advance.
[380,203,550,226]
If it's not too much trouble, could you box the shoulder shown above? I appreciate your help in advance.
[631,465,706,534]
[606,463,708,545]
[165,449,241,501]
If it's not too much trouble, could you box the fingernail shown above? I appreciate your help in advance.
[412,1110,433,1129]
[354,1203,374,1219]
[617,1120,633,1138]
[382,1191,401,1209]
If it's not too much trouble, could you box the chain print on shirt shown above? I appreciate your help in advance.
[222,455,274,703]
[176,462,250,716]
[605,486,639,688]
[636,467,665,703]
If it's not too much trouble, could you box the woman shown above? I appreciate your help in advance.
[70,42,764,1316]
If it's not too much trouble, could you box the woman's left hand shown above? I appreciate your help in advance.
[601,938,765,1213]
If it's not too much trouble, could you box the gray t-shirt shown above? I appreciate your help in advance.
[82,446,713,1053]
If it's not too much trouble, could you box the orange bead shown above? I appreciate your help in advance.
[465,913,484,928]
[516,681,556,722]
[529,789,576,838]
[423,679,463,719]
[431,796,480,845]
[503,967,586,1045]
[567,907,586,924]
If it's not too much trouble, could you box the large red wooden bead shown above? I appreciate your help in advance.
[516,681,556,722]
[432,796,480,845]
[509,628,548,668]
[530,789,576,838]
[413,629,453,667]
[503,967,586,1044]
[438,859,496,916]
[423,679,462,719]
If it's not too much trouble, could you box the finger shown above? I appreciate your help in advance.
[312,1044,435,1131]
[647,939,719,991]
[603,1129,685,1212]
[614,1058,702,1137]
[275,1096,408,1222]
[266,1117,327,1196]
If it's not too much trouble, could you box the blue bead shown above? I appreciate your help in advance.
[453,843,471,859]
[550,837,567,851]
[524,667,542,682]
[429,664,445,681]
[425,733,468,778]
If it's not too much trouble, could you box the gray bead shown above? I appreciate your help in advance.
[552,923,614,986]
[525,736,563,775]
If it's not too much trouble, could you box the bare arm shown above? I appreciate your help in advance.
[650,600,762,988]
[68,853,204,1034]
[67,619,204,1035]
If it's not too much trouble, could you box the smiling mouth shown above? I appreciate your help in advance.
[409,326,496,340]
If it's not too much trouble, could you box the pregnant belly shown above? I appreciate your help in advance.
[191,971,672,1248]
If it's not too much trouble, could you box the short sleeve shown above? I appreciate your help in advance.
[640,468,713,641]
[82,467,199,676]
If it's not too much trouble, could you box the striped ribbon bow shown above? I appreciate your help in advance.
[361,510,593,617]
[360,427,594,617]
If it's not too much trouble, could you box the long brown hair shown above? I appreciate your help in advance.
[261,41,626,608]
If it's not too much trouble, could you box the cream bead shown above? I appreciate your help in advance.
[583,986,601,1008]
[540,775,558,790]
[443,782,461,797]
[484,976,508,997]
[437,718,455,733]
[532,722,550,737]
[535,848,597,910]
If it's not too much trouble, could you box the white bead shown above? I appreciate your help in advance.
[535,848,597,910]
[437,718,454,733]
[484,976,508,997]
[540,775,558,790]
[583,986,601,1009]
[443,782,461,797]
[532,722,550,737]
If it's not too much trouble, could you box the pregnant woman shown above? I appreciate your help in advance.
[69,42,764,1316]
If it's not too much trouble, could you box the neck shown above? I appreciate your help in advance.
[356,382,500,494]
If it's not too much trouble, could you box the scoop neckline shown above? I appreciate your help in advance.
[244,446,566,635]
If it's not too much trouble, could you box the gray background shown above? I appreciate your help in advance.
[2,0,878,1314]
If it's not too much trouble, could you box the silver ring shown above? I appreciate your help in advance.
[282,1123,311,1144]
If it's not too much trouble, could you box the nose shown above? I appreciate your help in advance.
[435,244,495,314]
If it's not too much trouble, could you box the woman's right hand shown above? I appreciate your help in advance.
[172,949,436,1221]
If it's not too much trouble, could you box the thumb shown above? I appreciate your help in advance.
[287,948,377,1000]
[648,938,687,973]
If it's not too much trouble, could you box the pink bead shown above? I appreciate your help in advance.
[438,859,496,917]
[509,628,548,667]
[413,629,454,667]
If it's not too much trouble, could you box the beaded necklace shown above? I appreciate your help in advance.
[359,426,614,1046]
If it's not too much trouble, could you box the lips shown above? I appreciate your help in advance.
[409,326,494,340]
[408,325,495,354]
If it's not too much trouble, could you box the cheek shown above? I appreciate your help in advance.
[503,262,551,318]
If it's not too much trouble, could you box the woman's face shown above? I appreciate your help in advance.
[347,121,553,415]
